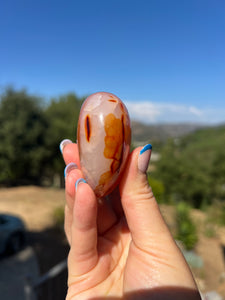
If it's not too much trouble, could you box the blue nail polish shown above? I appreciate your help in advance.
[75,178,87,190]
[140,144,152,155]
[64,163,78,177]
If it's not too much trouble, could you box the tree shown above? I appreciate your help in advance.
[0,88,48,185]
[44,93,83,185]
[211,149,225,200]
[155,135,213,208]
[154,138,181,203]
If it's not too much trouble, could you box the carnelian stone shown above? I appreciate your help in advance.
[77,92,131,198]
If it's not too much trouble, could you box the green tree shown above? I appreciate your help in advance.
[147,174,165,203]
[176,202,198,250]
[155,136,213,208]
[0,88,48,185]
[154,125,225,208]
[211,149,225,200]
[154,139,181,203]
[44,93,83,185]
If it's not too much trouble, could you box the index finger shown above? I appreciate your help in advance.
[60,139,80,168]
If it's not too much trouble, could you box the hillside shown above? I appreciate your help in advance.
[175,124,225,175]
[131,121,205,145]
[154,123,225,207]
[180,123,225,150]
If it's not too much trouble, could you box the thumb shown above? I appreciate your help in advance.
[120,145,173,250]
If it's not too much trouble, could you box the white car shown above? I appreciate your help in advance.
[0,214,26,255]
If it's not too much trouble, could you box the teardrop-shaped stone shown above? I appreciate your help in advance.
[77,92,131,198]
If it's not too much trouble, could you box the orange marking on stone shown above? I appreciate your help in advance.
[111,160,120,173]
[95,111,131,197]
[119,102,124,112]
[103,113,123,167]
[121,114,125,143]
[85,115,91,142]
[77,120,80,143]
[94,171,112,196]
[95,113,125,196]
[108,99,117,103]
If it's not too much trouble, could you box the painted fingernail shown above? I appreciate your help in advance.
[138,144,152,173]
[59,139,72,153]
[75,178,87,191]
[64,162,78,177]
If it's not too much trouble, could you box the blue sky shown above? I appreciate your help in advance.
[1,0,225,124]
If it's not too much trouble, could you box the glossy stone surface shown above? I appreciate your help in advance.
[77,92,131,198]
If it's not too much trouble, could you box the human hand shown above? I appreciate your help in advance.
[61,139,201,300]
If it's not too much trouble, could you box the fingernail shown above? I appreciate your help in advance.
[64,162,78,177]
[138,144,152,173]
[75,178,87,191]
[59,139,72,153]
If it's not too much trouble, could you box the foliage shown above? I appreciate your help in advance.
[175,202,198,250]
[147,174,165,203]
[53,206,65,230]
[0,88,48,185]
[154,125,225,208]
[204,223,216,238]
[44,93,83,182]
[210,149,225,200]
[206,200,225,226]
[0,87,84,186]
[1,84,225,204]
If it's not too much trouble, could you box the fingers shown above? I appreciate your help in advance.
[96,198,118,235]
[60,139,80,168]
[65,163,83,208]
[60,140,81,243]
[68,179,98,276]
[120,145,200,289]
[61,139,98,275]
[61,139,119,236]
[120,145,174,250]
[64,163,83,244]
[64,162,98,275]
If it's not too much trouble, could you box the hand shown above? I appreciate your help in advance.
[61,140,201,300]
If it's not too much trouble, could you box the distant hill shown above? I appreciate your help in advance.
[131,121,206,145]
[154,123,225,206]
[179,123,225,153]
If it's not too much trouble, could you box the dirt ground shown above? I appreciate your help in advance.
[0,186,225,297]
[0,186,69,274]
[0,186,65,231]
[160,205,225,297]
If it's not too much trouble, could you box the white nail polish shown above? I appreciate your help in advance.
[75,178,87,191]
[64,162,78,177]
[59,139,72,153]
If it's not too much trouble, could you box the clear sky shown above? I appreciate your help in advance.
[1,0,225,124]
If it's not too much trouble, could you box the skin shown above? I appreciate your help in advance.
[62,143,201,300]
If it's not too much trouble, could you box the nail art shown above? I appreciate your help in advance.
[138,144,152,173]
[140,144,152,154]
[59,139,72,153]
[64,162,78,177]
[75,178,87,191]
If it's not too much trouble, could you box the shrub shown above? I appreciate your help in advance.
[204,223,216,238]
[148,175,165,203]
[53,206,65,230]
[207,200,225,226]
[175,202,198,250]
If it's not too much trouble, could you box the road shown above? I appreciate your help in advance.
[0,247,39,300]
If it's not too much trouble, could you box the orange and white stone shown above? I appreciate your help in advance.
[77,92,131,198]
